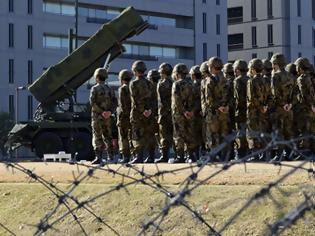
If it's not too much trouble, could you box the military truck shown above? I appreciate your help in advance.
[6,7,148,160]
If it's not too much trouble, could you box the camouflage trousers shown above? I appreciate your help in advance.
[235,114,248,151]
[271,107,293,141]
[117,120,132,156]
[295,107,315,151]
[131,116,156,154]
[246,109,266,150]
[159,116,173,150]
[205,111,229,149]
[194,114,204,148]
[173,114,196,153]
[91,113,113,153]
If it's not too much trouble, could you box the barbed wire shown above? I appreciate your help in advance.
[0,132,314,236]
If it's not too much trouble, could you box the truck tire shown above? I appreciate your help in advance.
[65,132,94,161]
[33,132,63,158]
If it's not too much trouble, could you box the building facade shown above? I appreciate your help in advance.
[0,0,227,122]
[228,0,315,63]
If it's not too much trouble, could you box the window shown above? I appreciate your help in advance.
[252,53,257,59]
[216,0,220,5]
[216,14,220,35]
[268,24,273,45]
[252,26,257,47]
[162,47,176,58]
[43,35,69,49]
[228,33,243,50]
[28,25,33,49]
[9,95,14,119]
[28,96,33,120]
[202,13,207,33]
[268,52,273,59]
[43,2,75,16]
[267,0,273,18]
[28,0,32,14]
[9,0,14,12]
[298,25,302,44]
[9,59,14,84]
[150,46,163,57]
[203,43,207,61]
[313,0,315,20]
[228,7,243,24]
[61,4,75,16]
[9,23,14,48]
[251,0,256,19]
[297,0,301,17]
[313,56,315,67]
[123,43,177,59]
[28,60,33,84]
[313,28,315,48]
[298,52,302,57]
[217,44,220,57]
[203,0,206,3]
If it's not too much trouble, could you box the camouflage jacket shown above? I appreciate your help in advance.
[226,75,235,107]
[271,70,294,107]
[90,82,117,114]
[204,72,229,114]
[200,78,208,117]
[233,74,248,117]
[171,77,195,116]
[247,74,266,110]
[296,73,315,110]
[193,79,202,116]
[130,76,155,122]
[117,83,131,125]
[157,76,173,123]
[262,74,273,108]
[151,81,159,118]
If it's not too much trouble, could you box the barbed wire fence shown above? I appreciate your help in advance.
[0,132,314,236]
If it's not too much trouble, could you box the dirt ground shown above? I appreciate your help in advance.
[0,161,313,185]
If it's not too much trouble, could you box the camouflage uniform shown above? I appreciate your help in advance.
[172,64,196,162]
[205,57,230,155]
[270,54,294,142]
[233,60,249,157]
[130,61,156,163]
[90,68,117,162]
[246,59,267,150]
[200,62,210,148]
[224,63,236,132]
[190,65,203,158]
[117,70,133,163]
[294,58,315,152]
[156,63,173,162]
[261,59,273,134]
[147,69,160,137]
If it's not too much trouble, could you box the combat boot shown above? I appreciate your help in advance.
[155,148,169,163]
[129,150,144,164]
[144,149,155,163]
[91,150,103,165]
[186,150,197,163]
[119,154,130,164]
[173,151,185,164]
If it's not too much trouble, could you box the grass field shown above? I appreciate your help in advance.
[0,162,314,236]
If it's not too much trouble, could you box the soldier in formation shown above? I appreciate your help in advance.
[90,53,315,165]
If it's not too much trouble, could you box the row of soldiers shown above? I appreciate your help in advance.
[89,53,315,165]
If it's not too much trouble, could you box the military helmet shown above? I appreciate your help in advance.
[173,63,189,75]
[248,58,263,72]
[189,65,201,75]
[118,69,133,82]
[131,60,147,73]
[158,63,173,76]
[262,59,272,71]
[233,60,248,72]
[294,57,312,71]
[208,57,223,70]
[147,69,160,83]
[285,63,297,75]
[93,68,108,79]
[200,62,209,75]
[270,53,286,68]
[223,63,234,74]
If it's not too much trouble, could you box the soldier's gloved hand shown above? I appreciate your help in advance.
[184,111,193,120]
[143,109,152,118]
[312,105,315,113]
[102,111,112,119]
